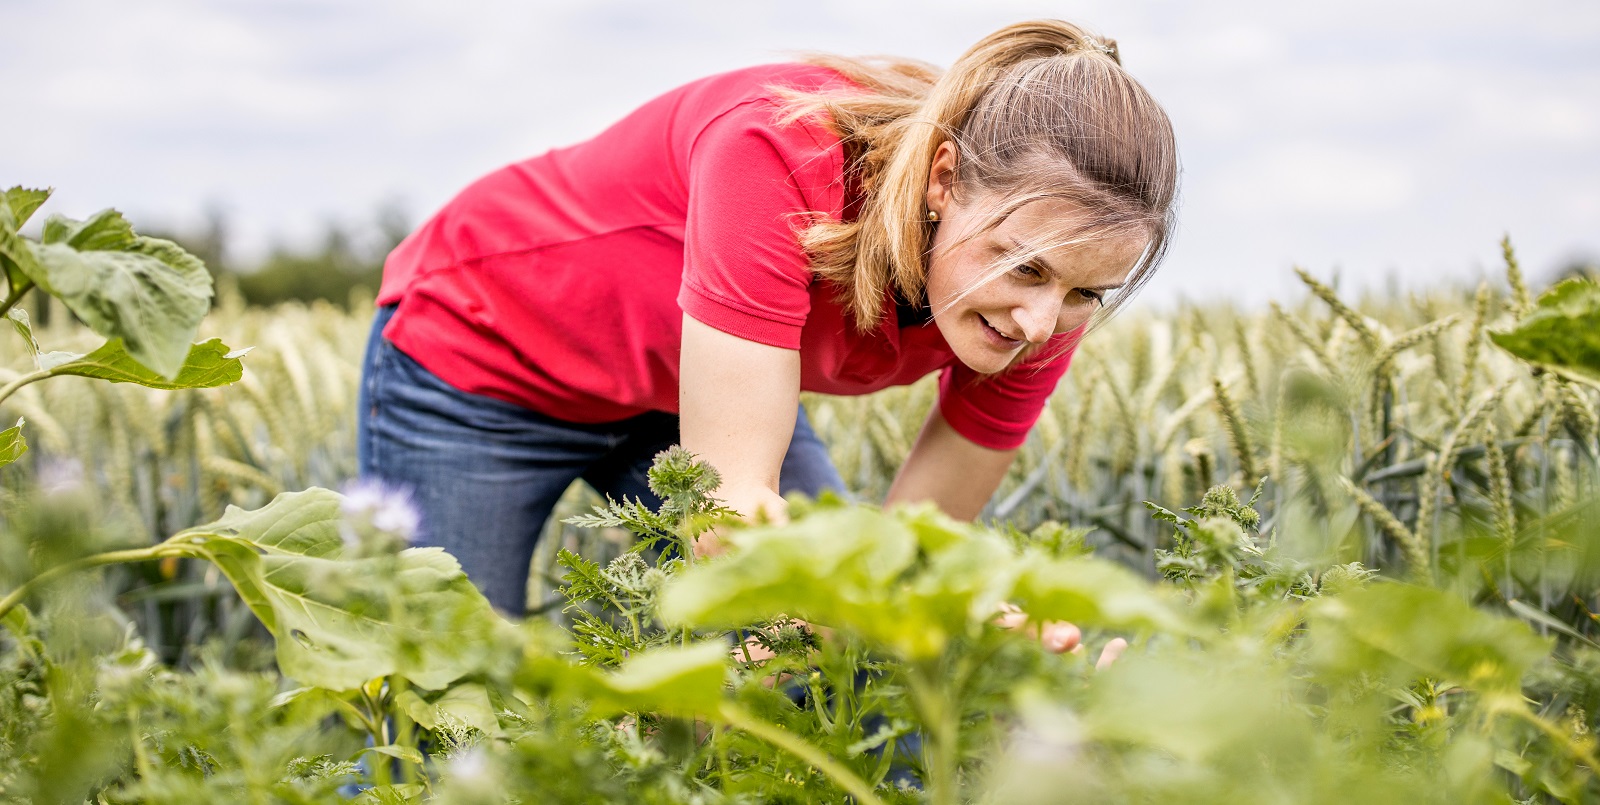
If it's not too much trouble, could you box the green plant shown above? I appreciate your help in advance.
[4,186,1599,804]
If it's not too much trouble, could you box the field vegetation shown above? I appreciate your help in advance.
[2,186,1599,803]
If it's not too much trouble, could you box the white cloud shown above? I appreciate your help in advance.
[1465,85,1599,145]
[1,0,1595,301]
[1211,143,1419,215]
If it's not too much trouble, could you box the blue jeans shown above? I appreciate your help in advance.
[357,305,845,614]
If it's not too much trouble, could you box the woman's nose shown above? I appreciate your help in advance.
[1013,293,1065,344]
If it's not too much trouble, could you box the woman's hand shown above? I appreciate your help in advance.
[694,485,789,558]
[995,602,1126,669]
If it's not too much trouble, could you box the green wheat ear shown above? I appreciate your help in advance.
[1482,421,1516,552]
[1502,235,1531,319]
[1341,477,1424,575]
[1457,282,1492,409]
[1296,266,1380,351]
[1212,376,1257,484]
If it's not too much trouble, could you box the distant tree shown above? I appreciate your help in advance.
[152,202,409,309]
[1552,254,1598,284]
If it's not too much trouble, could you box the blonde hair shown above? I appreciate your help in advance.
[782,19,1179,332]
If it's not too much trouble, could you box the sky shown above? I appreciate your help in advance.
[3,0,1597,308]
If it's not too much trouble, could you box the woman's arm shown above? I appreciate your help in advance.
[884,407,1019,520]
[679,314,802,542]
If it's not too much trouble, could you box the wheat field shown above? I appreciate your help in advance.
[3,254,1594,624]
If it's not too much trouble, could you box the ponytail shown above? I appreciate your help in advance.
[784,19,1175,332]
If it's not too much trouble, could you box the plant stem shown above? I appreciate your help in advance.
[0,279,33,322]
[717,702,885,805]
[0,366,53,408]
[0,545,177,624]
[360,685,394,788]
[1496,702,1600,773]
[390,674,419,785]
[907,664,960,805]
[128,701,157,782]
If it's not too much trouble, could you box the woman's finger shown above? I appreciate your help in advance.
[1041,621,1082,654]
[1095,637,1128,670]
[995,610,1030,630]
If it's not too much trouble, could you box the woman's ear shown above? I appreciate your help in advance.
[924,140,959,217]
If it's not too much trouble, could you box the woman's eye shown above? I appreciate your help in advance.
[1077,288,1105,304]
[1012,263,1044,280]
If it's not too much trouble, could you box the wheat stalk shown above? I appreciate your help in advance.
[1271,301,1338,375]
[1484,422,1517,546]
[1234,318,1261,402]
[1503,236,1532,319]
[1415,379,1513,557]
[1456,283,1492,410]
[1340,476,1425,574]
[1296,267,1380,350]
[1213,376,1258,483]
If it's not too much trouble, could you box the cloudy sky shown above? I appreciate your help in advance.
[3,0,1596,307]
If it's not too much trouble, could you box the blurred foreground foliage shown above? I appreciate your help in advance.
[3,185,1600,803]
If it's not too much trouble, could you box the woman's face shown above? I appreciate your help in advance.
[924,145,1149,375]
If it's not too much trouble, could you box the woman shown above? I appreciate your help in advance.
[359,19,1178,615]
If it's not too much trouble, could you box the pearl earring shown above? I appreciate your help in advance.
[926,210,939,222]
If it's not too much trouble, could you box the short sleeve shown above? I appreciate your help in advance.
[676,101,843,350]
[936,327,1085,450]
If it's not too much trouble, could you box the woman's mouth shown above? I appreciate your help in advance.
[979,315,1023,349]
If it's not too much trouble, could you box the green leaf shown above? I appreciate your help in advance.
[585,641,730,717]
[658,505,960,657]
[168,489,516,691]
[360,745,425,767]
[19,211,212,378]
[1506,599,1600,652]
[1144,500,1184,527]
[7,309,41,368]
[659,503,1050,660]
[47,337,247,389]
[2,187,51,227]
[1081,649,1306,763]
[0,417,26,468]
[354,783,426,804]
[1308,582,1551,696]
[1489,277,1600,387]
[0,197,42,294]
[396,682,498,734]
[41,208,138,250]
[1011,554,1189,634]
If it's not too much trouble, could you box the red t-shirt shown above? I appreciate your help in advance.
[376,63,1078,450]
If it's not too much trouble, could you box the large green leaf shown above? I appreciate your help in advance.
[46,337,247,389]
[168,489,515,691]
[511,633,729,717]
[659,506,919,628]
[0,417,26,468]
[1081,649,1306,763]
[17,209,212,379]
[658,505,963,658]
[660,504,1029,660]
[1489,277,1600,387]
[1307,582,1550,697]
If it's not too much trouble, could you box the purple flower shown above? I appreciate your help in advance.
[339,478,421,550]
